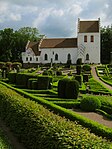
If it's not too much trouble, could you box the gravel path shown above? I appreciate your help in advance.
[72,109,112,128]
[91,66,112,91]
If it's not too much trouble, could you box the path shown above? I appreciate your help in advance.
[72,109,112,128]
[91,66,112,91]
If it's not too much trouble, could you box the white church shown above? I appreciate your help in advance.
[22,18,101,67]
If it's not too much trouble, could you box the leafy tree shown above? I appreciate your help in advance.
[0,27,44,62]
[101,25,112,64]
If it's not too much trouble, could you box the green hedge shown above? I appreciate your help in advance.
[7,72,17,84]
[1,82,112,142]
[37,76,52,90]
[0,83,111,148]
[16,73,38,88]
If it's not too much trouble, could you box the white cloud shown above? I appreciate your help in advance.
[0,0,112,37]
[10,13,21,21]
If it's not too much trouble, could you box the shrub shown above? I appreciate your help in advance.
[76,65,81,75]
[80,96,101,112]
[16,73,38,88]
[7,72,17,84]
[42,70,49,75]
[56,70,62,76]
[65,80,79,99]
[83,74,89,82]
[58,78,70,98]
[0,83,111,149]
[0,62,5,69]
[28,78,37,89]
[32,80,38,90]
[66,59,71,68]
[75,75,82,85]
[82,64,91,71]
[12,62,22,69]
[76,58,82,65]
[37,76,52,90]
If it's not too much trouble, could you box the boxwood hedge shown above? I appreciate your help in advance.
[0,83,111,149]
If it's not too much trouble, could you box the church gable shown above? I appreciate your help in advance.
[26,41,41,56]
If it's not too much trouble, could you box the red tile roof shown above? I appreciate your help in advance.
[79,20,99,33]
[40,38,77,48]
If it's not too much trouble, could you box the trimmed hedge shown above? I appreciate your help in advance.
[37,76,52,90]
[80,96,101,112]
[83,74,89,82]
[58,78,70,98]
[16,73,38,88]
[75,75,82,85]
[8,72,17,84]
[65,80,79,99]
[0,83,111,149]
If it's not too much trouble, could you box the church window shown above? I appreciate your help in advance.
[84,35,87,42]
[26,57,28,61]
[30,57,32,61]
[55,54,58,61]
[67,53,71,60]
[36,57,38,61]
[91,35,94,42]
[44,54,48,60]
[86,53,89,60]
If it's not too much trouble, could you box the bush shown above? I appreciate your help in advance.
[65,80,79,99]
[75,75,82,85]
[76,65,81,75]
[37,76,52,90]
[12,62,22,69]
[28,78,37,89]
[58,78,70,98]
[42,70,49,75]
[56,70,62,76]
[76,58,82,65]
[82,64,91,71]
[7,72,17,84]
[32,80,38,90]
[0,62,5,69]
[16,73,38,88]
[83,74,89,82]
[0,83,111,149]
[80,96,101,112]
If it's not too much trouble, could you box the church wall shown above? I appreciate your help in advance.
[78,32,100,63]
[40,48,78,64]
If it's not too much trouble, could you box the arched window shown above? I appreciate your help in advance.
[26,57,28,61]
[44,54,48,60]
[36,57,38,61]
[86,53,89,60]
[67,53,71,60]
[55,53,58,61]
[30,57,32,61]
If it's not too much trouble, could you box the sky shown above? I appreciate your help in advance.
[0,0,112,37]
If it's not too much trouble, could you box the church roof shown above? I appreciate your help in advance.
[40,38,77,48]
[27,41,41,56]
[79,20,99,33]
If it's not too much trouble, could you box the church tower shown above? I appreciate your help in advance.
[77,18,100,64]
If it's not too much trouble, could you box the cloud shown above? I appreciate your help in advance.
[0,0,112,37]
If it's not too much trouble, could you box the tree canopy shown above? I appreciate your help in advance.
[101,25,112,64]
[0,27,44,62]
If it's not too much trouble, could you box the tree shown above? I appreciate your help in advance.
[0,27,44,62]
[101,25,112,64]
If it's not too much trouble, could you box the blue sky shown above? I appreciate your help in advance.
[0,0,111,37]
